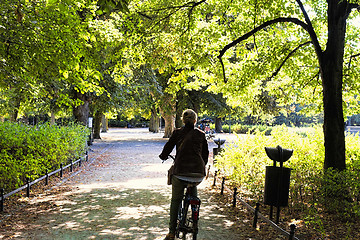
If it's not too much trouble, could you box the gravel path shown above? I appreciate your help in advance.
[2,128,268,240]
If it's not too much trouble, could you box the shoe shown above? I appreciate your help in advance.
[164,233,175,240]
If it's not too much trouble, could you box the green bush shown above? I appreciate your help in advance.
[0,122,89,192]
[215,125,360,225]
[221,124,272,135]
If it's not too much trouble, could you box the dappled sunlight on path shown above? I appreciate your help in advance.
[1,128,262,240]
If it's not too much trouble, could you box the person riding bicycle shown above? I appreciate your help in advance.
[159,109,209,240]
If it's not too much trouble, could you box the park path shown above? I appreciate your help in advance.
[3,128,270,240]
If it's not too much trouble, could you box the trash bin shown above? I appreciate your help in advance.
[263,145,293,207]
[264,166,291,207]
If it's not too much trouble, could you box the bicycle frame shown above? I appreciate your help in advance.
[176,184,201,240]
[166,155,201,239]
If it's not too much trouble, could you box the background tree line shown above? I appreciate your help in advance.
[1,0,360,171]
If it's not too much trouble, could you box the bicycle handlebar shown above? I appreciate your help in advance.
[162,154,175,163]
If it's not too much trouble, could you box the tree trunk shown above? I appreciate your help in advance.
[93,111,102,139]
[50,111,56,126]
[149,106,160,133]
[175,90,185,128]
[73,91,91,126]
[320,0,350,171]
[215,117,223,133]
[9,97,21,122]
[175,105,183,128]
[160,94,176,138]
[101,114,107,133]
[162,112,175,138]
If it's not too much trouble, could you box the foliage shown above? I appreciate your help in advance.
[1,0,359,168]
[215,125,360,227]
[0,121,89,192]
[218,123,272,135]
[0,0,131,122]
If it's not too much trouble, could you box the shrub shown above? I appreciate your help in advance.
[215,125,360,224]
[221,124,272,135]
[0,122,89,192]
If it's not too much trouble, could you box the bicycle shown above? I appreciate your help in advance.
[168,155,201,240]
[176,182,201,240]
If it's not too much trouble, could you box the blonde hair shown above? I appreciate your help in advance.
[182,109,197,125]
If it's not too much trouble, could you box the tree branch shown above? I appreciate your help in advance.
[301,70,320,89]
[350,53,360,58]
[268,41,312,81]
[219,57,226,81]
[295,0,323,57]
[182,0,207,36]
[138,0,207,30]
[218,17,310,81]
[349,3,360,10]
[137,11,153,20]
[347,52,360,68]
[219,17,309,59]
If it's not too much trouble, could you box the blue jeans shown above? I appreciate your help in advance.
[169,176,198,233]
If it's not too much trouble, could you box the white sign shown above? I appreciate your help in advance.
[88,117,93,128]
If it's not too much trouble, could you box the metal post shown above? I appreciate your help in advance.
[213,170,218,186]
[86,151,88,161]
[26,178,30,198]
[70,161,73,172]
[276,206,281,224]
[253,202,260,228]
[220,177,225,195]
[232,187,238,207]
[206,165,210,179]
[45,169,49,185]
[60,163,63,178]
[79,158,82,167]
[289,224,296,240]
[0,188,4,212]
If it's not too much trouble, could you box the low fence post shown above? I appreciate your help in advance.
[70,161,73,172]
[45,169,49,185]
[213,170,218,186]
[206,165,210,179]
[86,151,88,161]
[289,224,296,240]
[79,158,82,167]
[232,187,238,207]
[220,177,225,195]
[26,178,30,198]
[1,188,4,212]
[253,202,260,228]
[276,206,281,224]
[60,163,63,178]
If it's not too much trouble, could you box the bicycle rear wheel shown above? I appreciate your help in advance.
[183,198,200,240]
[189,197,200,240]
[176,202,198,240]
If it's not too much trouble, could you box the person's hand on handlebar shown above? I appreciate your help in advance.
[159,154,168,161]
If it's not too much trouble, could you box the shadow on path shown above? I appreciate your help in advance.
[0,128,261,240]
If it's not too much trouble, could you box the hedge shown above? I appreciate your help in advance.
[0,122,89,192]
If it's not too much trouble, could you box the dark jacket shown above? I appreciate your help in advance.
[160,124,209,178]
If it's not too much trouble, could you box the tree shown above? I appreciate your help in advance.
[218,0,360,171]
[0,0,131,124]
[0,1,99,123]
[131,0,360,170]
